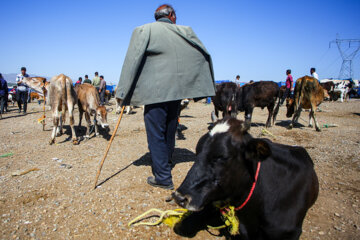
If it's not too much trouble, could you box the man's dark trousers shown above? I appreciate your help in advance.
[144,100,181,186]
[0,95,6,114]
[281,87,291,105]
[17,90,28,113]
[100,88,106,105]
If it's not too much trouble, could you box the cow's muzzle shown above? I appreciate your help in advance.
[101,123,109,128]
[172,191,200,212]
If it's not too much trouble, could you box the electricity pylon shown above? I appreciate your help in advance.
[329,37,360,79]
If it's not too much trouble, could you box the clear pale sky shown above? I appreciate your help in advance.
[1,0,359,84]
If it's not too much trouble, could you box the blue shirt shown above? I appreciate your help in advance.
[0,78,8,96]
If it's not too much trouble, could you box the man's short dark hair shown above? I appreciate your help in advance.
[95,72,99,76]
[311,68,316,72]
[100,75,104,79]
[79,77,82,80]
[85,75,88,78]
[236,75,240,79]
[154,4,175,20]
[21,67,26,71]
[286,69,291,74]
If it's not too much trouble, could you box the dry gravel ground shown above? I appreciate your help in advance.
[0,98,359,240]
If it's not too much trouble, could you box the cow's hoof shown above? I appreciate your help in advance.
[288,124,293,130]
[72,139,79,145]
[49,139,55,145]
[308,124,313,128]
[316,128,322,132]
[95,132,100,137]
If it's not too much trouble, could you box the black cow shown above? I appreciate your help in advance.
[172,118,319,239]
[212,82,239,119]
[320,81,335,100]
[237,81,280,129]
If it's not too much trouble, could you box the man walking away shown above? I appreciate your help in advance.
[116,4,215,190]
[99,75,106,105]
[310,68,319,81]
[0,74,8,118]
[83,75,91,84]
[16,67,29,114]
[92,72,101,92]
[234,75,241,87]
[281,69,293,105]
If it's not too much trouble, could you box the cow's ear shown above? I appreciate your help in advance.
[244,138,271,162]
[196,133,210,155]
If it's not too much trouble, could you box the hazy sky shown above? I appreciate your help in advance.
[1,0,360,84]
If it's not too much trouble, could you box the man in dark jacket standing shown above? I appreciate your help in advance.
[116,4,215,189]
[0,73,9,118]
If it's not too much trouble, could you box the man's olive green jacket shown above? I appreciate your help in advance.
[115,19,215,106]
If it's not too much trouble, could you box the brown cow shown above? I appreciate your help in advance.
[286,76,324,131]
[20,75,78,144]
[29,92,44,102]
[75,83,112,138]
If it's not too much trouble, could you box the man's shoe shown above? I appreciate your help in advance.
[147,177,174,190]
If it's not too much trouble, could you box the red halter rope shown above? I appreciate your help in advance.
[220,161,261,214]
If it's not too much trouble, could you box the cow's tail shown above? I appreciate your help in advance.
[59,74,68,123]
[272,87,281,124]
[295,77,306,108]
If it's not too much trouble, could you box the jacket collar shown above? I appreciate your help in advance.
[157,17,173,24]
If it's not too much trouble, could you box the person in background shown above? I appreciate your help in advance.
[16,67,29,114]
[115,4,215,190]
[0,73,8,118]
[75,77,82,86]
[310,68,319,81]
[234,75,241,87]
[99,75,106,105]
[281,69,293,105]
[83,75,91,84]
[92,72,101,92]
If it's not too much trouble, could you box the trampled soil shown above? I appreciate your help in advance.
[0,99,359,239]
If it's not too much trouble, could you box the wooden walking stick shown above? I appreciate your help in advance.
[42,94,46,131]
[94,105,125,189]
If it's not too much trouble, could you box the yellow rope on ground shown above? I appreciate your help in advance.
[261,128,276,139]
[128,208,189,228]
[128,206,240,236]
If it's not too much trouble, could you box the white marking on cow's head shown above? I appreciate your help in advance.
[209,121,230,136]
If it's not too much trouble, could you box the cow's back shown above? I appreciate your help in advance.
[294,76,324,109]
[241,81,279,108]
[257,141,319,228]
[76,83,99,111]
[48,74,76,109]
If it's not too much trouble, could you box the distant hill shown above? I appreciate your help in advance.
[2,73,50,83]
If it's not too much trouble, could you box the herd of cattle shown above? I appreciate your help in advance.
[212,76,358,132]
[15,74,358,239]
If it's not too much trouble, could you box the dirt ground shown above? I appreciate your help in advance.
[0,98,359,240]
